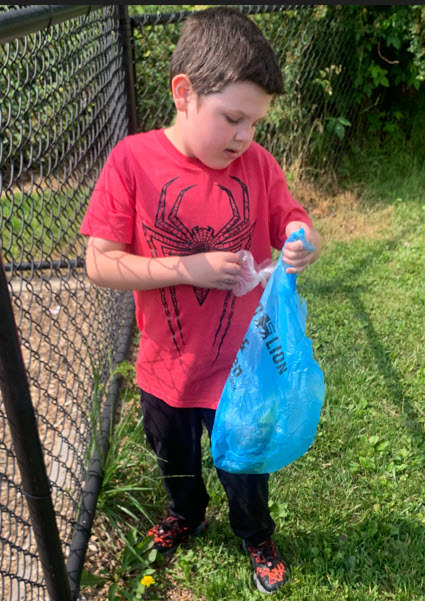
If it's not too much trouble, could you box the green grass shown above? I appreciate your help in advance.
[0,186,90,261]
[84,155,425,600]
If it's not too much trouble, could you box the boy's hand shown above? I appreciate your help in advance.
[181,251,242,290]
[282,240,312,274]
[283,222,322,274]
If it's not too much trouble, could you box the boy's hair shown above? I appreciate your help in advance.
[170,6,284,97]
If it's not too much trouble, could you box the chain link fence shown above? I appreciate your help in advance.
[0,5,135,600]
[0,5,357,601]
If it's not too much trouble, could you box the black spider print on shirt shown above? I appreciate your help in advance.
[143,175,256,362]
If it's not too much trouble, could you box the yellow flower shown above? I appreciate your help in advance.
[141,575,155,588]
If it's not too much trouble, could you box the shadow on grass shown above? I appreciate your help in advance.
[275,513,425,596]
[160,513,425,599]
[304,228,425,442]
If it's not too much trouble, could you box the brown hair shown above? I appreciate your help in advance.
[170,7,284,97]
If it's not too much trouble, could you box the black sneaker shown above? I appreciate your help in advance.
[147,516,207,556]
[243,538,289,593]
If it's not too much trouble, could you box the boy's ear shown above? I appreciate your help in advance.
[171,74,194,111]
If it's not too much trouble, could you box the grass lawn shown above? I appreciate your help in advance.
[1,185,90,263]
[82,155,425,601]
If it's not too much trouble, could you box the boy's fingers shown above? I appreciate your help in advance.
[284,248,310,257]
[217,278,238,288]
[223,253,243,274]
[284,240,304,252]
[283,249,310,263]
[226,252,243,265]
[283,250,312,273]
[226,262,242,274]
[285,259,310,274]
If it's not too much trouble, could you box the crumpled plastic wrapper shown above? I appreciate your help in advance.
[233,251,276,296]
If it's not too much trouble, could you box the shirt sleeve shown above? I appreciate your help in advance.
[266,154,312,250]
[79,138,135,245]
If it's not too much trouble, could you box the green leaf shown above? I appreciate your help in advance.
[80,570,109,588]
[387,34,401,49]
[366,522,378,537]
[380,75,390,87]
[147,549,158,562]
[108,584,118,601]
[135,535,154,552]
[359,455,376,470]
[335,122,345,140]
[369,63,389,88]
[397,448,410,459]
[377,440,390,452]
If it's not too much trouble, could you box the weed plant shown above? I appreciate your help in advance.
[81,372,166,600]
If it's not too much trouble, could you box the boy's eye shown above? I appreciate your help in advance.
[225,116,241,125]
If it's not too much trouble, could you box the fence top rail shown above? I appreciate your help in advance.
[0,4,105,44]
[131,5,294,27]
[130,0,420,26]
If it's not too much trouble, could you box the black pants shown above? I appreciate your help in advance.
[140,389,275,545]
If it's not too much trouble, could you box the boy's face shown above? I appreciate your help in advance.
[176,80,273,170]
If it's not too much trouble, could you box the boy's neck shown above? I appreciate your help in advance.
[164,123,190,158]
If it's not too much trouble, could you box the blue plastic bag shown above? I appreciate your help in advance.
[211,228,325,474]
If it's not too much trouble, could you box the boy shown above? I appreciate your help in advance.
[80,7,322,594]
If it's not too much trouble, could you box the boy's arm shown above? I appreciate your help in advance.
[282,221,322,274]
[85,237,242,291]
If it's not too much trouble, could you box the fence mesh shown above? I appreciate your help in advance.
[0,6,133,600]
[132,5,357,177]
[0,5,358,600]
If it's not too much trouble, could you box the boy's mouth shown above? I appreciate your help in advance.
[224,148,239,158]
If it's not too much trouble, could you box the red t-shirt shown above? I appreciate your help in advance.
[80,129,311,409]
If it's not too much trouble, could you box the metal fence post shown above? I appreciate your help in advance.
[0,254,73,601]
[118,5,139,134]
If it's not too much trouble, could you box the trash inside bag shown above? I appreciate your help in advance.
[211,228,325,474]
[233,251,276,297]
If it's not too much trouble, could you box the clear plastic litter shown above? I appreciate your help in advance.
[233,251,276,297]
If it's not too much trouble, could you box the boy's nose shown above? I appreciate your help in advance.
[234,125,254,144]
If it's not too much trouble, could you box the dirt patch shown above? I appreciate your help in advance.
[291,179,394,242]
[163,585,200,600]
[1,273,95,600]
[1,269,130,600]
[81,513,204,601]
